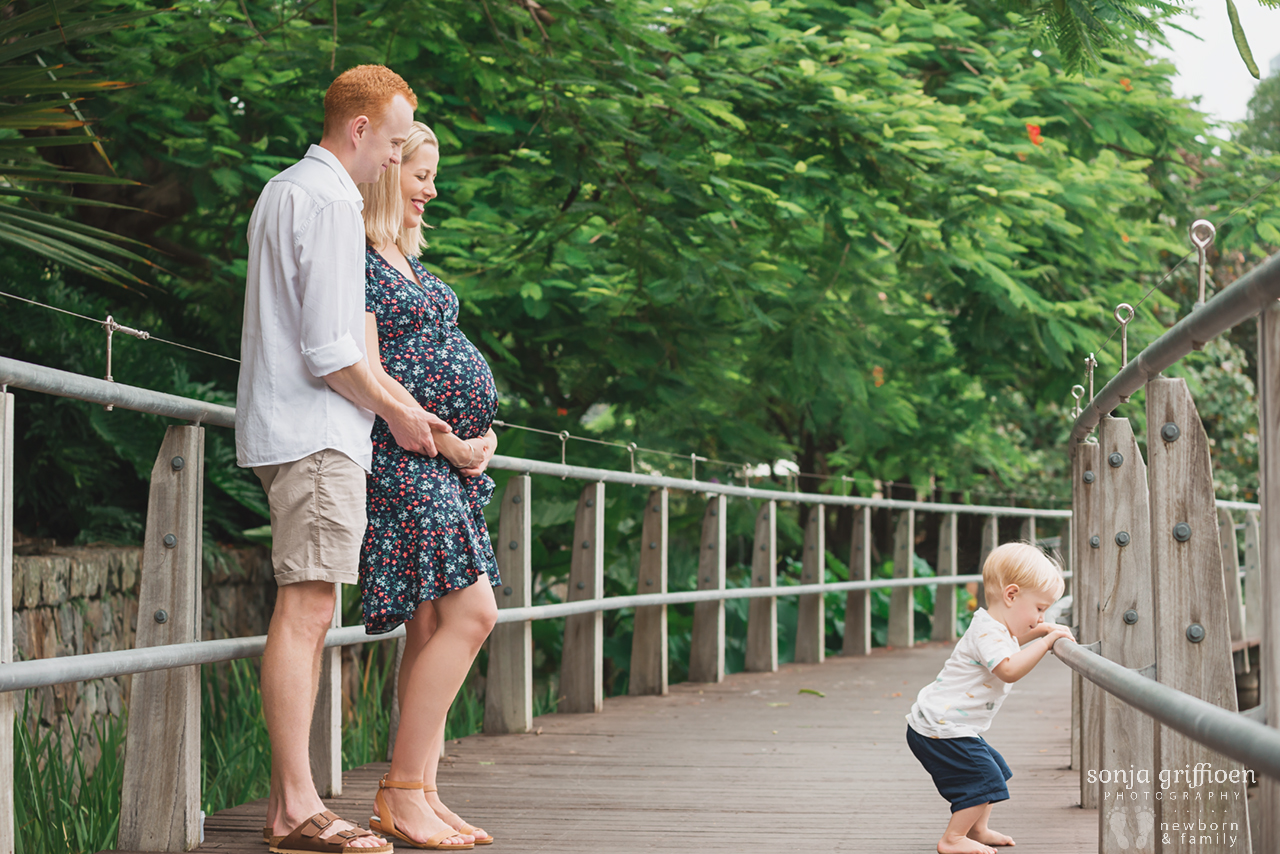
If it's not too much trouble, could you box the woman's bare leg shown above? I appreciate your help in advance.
[377,579,497,845]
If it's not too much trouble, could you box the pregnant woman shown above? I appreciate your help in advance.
[358,120,500,850]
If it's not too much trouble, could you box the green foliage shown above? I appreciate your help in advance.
[1241,73,1280,154]
[12,693,125,854]
[0,0,158,286]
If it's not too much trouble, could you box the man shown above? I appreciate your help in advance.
[237,64,445,851]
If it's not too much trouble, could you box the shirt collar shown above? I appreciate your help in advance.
[305,144,364,208]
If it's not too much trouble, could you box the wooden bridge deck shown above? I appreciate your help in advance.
[137,643,1096,853]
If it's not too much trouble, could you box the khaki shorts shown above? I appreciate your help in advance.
[254,449,366,586]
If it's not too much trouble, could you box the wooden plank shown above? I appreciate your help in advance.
[1146,377,1251,847]
[1218,506,1247,646]
[118,426,204,851]
[688,495,726,683]
[842,507,872,656]
[1095,415,1155,854]
[0,392,12,854]
[930,513,958,642]
[1256,303,1280,852]
[887,510,915,648]
[977,514,998,610]
[745,501,777,672]
[1071,442,1102,808]
[185,645,1097,854]
[630,489,669,696]
[485,475,533,732]
[793,507,826,664]
[1060,520,1072,600]
[309,583,341,797]
[560,482,605,713]
[1243,510,1262,644]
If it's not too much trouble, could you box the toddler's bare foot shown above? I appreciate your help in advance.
[968,827,1015,847]
[938,834,997,854]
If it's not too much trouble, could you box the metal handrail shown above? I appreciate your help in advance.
[0,354,1257,515]
[1053,638,1280,780]
[0,571,1020,693]
[1069,251,1280,444]
[0,356,235,428]
[488,456,1072,517]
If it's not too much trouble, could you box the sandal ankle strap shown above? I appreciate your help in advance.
[378,775,425,790]
[422,784,438,793]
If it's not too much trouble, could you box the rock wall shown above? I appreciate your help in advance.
[11,544,276,771]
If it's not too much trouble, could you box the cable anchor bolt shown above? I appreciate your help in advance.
[1114,303,1135,402]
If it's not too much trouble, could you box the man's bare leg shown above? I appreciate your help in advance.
[939,803,998,854]
[262,581,384,848]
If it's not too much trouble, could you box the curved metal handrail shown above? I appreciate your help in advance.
[1069,251,1280,445]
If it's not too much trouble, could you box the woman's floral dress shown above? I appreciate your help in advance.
[360,248,500,635]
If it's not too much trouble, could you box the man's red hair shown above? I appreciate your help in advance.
[323,65,417,138]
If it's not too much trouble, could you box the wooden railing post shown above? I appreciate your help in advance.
[745,501,777,672]
[1218,506,1248,649]
[309,584,341,797]
[1256,302,1280,850]
[119,426,204,851]
[1071,441,1102,800]
[976,514,998,608]
[1244,509,1262,643]
[1096,415,1155,854]
[560,482,604,713]
[0,391,13,854]
[630,489,668,695]
[1018,516,1035,544]
[794,507,826,664]
[842,507,871,656]
[689,495,726,683]
[930,513,958,642]
[1060,519,1072,599]
[1147,377,1251,845]
[887,510,915,648]
[485,475,533,732]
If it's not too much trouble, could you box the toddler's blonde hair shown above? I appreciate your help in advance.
[982,541,1064,606]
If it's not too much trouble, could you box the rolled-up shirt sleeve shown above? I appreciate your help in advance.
[296,201,366,377]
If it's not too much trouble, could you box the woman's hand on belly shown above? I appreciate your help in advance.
[457,428,497,476]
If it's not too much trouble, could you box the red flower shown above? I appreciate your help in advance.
[1026,123,1043,146]
[1120,78,1132,92]
[556,407,569,416]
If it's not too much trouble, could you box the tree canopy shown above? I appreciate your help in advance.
[2,0,1279,547]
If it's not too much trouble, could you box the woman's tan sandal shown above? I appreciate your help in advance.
[370,776,474,850]
[424,785,493,845]
[262,826,284,847]
[269,811,392,854]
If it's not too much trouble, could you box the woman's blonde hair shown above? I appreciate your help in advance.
[982,541,1065,606]
[359,120,439,257]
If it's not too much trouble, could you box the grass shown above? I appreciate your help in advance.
[11,693,125,854]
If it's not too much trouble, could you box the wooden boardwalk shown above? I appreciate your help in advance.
[138,643,1096,853]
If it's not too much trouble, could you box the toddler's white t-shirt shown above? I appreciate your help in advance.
[906,608,1022,739]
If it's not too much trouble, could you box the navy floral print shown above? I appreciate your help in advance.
[360,248,501,635]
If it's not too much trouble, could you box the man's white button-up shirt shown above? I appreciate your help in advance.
[236,144,375,472]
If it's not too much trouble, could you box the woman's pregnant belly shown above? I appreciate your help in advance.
[381,327,497,441]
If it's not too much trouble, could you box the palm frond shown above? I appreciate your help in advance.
[0,1,161,288]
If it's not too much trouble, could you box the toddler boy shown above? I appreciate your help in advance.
[905,542,1073,854]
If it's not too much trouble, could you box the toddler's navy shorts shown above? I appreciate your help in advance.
[906,725,1013,812]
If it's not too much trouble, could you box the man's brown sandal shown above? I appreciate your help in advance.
[269,811,392,854]
[262,827,284,847]
[424,784,494,845]
[370,776,474,850]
